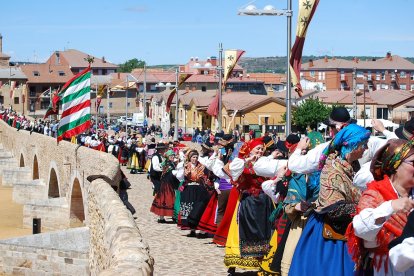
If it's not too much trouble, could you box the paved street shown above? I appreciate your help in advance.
[125,167,259,276]
[125,167,228,275]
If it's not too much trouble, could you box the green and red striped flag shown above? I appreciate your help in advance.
[57,67,91,143]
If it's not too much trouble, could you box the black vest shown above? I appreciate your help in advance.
[150,153,162,179]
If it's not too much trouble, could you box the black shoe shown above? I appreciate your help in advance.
[197,233,209,239]
[157,218,167,223]
[186,231,196,237]
[227,267,235,275]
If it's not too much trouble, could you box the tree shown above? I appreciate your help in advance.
[118,58,146,73]
[291,97,332,129]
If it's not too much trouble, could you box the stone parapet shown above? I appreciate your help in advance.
[88,177,154,275]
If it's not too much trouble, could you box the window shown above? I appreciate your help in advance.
[377,108,389,120]
[376,72,381,80]
[14,97,19,104]
[310,71,315,77]
[382,72,386,80]
[411,72,414,80]
[29,88,36,97]
[400,84,407,90]
[127,102,130,107]
[356,83,364,89]
[201,86,207,92]
[400,71,406,78]
[381,84,389,89]
[411,84,414,91]
[33,71,40,77]
[357,71,364,78]
[376,84,381,90]
[58,71,65,76]
[109,102,113,108]
[40,99,50,109]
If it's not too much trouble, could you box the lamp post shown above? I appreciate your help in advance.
[183,104,189,135]
[238,2,293,135]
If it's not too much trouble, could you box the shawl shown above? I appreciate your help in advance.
[316,153,361,212]
[346,175,408,272]
[184,162,205,183]
[161,160,175,179]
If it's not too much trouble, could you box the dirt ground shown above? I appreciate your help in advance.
[0,186,31,239]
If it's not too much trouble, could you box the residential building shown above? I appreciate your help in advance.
[301,52,414,92]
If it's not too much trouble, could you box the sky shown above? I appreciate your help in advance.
[1,0,413,66]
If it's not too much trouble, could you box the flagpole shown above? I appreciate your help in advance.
[174,67,179,141]
[285,0,292,135]
[218,43,223,131]
[143,65,147,126]
[106,84,110,126]
[95,80,98,132]
[126,75,129,134]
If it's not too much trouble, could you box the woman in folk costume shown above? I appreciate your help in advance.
[347,138,414,276]
[127,137,139,174]
[267,133,321,276]
[224,137,274,274]
[289,124,370,276]
[150,150,180,223]
[258,134,302,275]
[178,149,210,237]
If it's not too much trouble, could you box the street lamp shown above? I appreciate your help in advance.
[238,1,293,135]
[183,104,189,134]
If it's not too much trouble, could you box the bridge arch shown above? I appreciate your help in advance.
[70,177,85,227]
[33,155,39,180]
[48,167,60,198]
[19,153,25,167]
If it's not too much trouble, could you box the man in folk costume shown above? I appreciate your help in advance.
[289,107,397,177]
[223,137,275,274]
[149,143,167,195]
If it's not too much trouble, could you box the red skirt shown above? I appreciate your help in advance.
[212,187,240,246]
[197,192,218,234]
[150,180,176,217]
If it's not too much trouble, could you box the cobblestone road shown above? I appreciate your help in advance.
[125,167,257,276]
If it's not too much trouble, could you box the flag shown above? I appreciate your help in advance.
[96,84,106,112]
[206,50,245,118]
[56,67,91,143]
[37,87,51,103]
[290,0,320,97]
[9,81,16,99]
[165,73,193,113]
[43,90,60,119]
[206,91,219,117]
[224,50,245,86]
[226,109,239,133]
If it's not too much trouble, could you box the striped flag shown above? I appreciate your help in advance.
[57,67,91,143]
[290,0,320,97]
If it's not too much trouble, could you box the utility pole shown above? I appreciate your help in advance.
[106,84,110,125]
[352,67,357,119]
[218,43,223,131]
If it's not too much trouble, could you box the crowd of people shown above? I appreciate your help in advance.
[2,105,414,275]
[145,107,414,276]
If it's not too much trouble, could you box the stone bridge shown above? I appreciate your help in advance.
[0,120,154,275]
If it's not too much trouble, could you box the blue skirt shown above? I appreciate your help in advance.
[289,214,355,276]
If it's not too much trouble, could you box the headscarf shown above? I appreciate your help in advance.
[370,138,414,181]
[238,137,264,159]
[307,130,324,150]
[319,124,371,170]
[164,149,175,158]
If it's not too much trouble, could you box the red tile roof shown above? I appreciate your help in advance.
[20,63,74,84]
[302,55,414,71]
[247,73,286,84]
[48,49,118,69]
